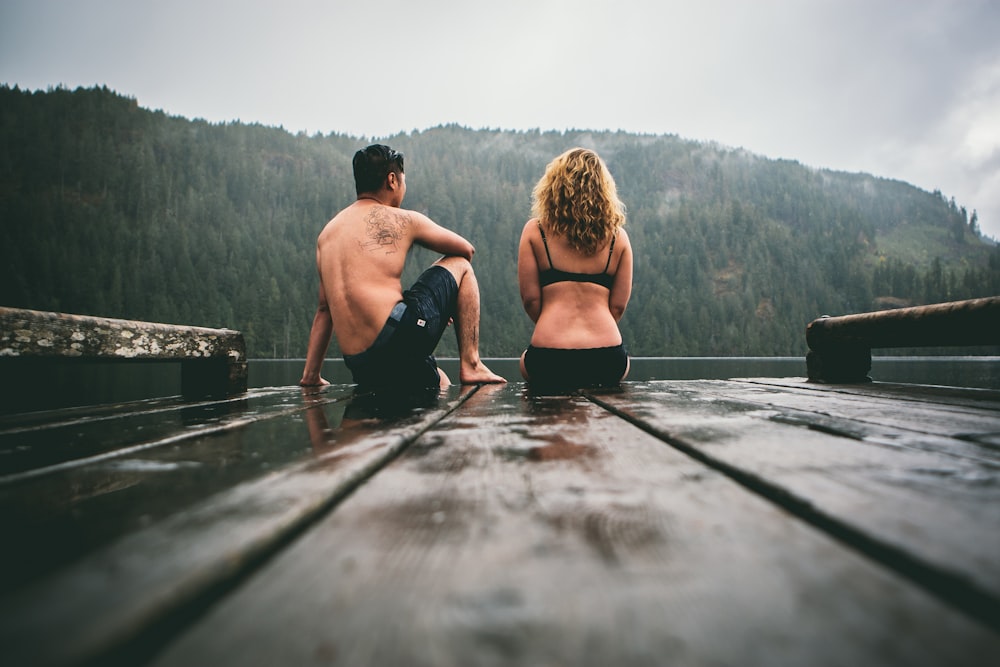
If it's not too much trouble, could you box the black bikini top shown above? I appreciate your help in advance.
[537,222,616,289]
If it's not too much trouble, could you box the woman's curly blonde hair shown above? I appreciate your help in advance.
[531,147,626,255]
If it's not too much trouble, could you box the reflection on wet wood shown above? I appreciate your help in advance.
[1,378,998,666]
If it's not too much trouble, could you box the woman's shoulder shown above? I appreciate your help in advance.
[520,218,541,238]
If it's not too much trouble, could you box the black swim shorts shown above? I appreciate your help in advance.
[343,265,458,390]
[523,344,629,391]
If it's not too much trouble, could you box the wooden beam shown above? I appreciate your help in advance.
[0,307,247,398]
[0,385,473,667]
[806,297,1000,383]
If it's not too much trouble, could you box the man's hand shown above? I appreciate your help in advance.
[299,375,331,387]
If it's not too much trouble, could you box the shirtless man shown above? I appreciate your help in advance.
[299,144,505,389]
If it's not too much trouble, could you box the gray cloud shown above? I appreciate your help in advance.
[2,0,998,236]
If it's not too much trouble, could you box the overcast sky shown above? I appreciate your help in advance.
[3,0,999,237]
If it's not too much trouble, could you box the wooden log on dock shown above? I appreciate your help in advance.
[806,296,1000,383]
[0,307,247,398]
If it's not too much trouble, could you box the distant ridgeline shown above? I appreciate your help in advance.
[1,85,997,358]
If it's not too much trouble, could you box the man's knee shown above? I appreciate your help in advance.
[434,255,472,283]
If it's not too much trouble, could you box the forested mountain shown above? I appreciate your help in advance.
[1,85,997,358]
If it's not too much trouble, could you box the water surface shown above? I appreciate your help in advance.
[251,356,1000,390]
[3,356,996,415]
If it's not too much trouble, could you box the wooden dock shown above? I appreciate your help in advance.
[1,377,999,666]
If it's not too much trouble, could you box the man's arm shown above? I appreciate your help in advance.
[299,278,333,387]
[410,212,475,259]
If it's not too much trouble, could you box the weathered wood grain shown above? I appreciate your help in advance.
[0,306,247,397]
[743,378,1000,447]
[700,379,1000,462]
[0,387,336,479]
[0,386,356,592]
[807,297,1000,350]
[0,384,474,667]
[747,375,1000,408]
[805,297,1000,382]
[588,380,1000,628]
[150,384,999,667]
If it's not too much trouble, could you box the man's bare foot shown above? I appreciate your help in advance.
[460,362,506,385]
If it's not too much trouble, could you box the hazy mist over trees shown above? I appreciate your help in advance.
[2,85,997,358]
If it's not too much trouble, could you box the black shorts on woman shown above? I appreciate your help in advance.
[523,344,628,392]
[342,265,457,390]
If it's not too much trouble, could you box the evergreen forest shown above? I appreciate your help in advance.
[1,85,998,359]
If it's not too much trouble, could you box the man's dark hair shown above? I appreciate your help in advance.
[353,144,404,195]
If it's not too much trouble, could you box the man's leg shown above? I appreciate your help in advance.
[433,256,506,385]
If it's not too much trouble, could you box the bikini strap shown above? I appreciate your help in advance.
[603,231,617,273]
[537,221,555,269]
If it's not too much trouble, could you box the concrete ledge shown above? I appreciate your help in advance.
[0,307,247,397]
[806,296,1000,383]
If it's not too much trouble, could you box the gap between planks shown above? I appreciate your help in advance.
[581,386,1000,635]
[0,385,481,667]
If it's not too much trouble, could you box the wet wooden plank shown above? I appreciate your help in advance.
[747,376,1000,411]
[741,378,1000,448]
[0,384,474,667]
[733,377,1000,442]
[0,386,355,592]
[0,387,344,479]
[692,379,1000,462]
[150,384,999,667]
[588,380,1000,626]
[0,393,195,430]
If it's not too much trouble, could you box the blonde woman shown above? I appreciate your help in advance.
[517,148,633,389]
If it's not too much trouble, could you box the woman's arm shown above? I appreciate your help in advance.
[608,229,633,322]
[517,220,542,322]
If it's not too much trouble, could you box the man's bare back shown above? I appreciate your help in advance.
[318,200,435,355]
[299,144,503,388]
